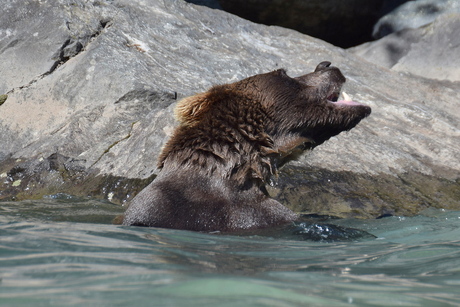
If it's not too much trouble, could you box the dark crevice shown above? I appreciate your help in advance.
[47,38,74,75]
[47,19,111,76]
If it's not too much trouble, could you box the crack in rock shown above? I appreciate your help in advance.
[6,20,112,95]
[46,19,112,78]
[90,121,138,169]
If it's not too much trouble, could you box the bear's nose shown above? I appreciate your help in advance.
[315,61,332,72]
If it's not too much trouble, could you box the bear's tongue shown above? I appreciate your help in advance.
[333,92,366,107]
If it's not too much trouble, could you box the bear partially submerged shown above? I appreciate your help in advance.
[122,62,371,231]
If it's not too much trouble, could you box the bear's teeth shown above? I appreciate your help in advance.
[342,91,352,101]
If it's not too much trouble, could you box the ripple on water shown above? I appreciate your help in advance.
[1,200,460,306]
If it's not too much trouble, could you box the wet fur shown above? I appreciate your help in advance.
[122,63,371,231]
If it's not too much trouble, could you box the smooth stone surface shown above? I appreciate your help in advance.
[372,0,460,38]
[350,14,460,82]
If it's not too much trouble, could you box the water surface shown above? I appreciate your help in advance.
[1,197,459,306]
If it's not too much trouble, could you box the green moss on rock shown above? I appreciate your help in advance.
[0,94,7,106]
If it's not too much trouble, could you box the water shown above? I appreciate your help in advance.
[1,196,460,306]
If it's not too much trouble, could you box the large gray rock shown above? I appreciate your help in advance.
[350,14,460,82]
[373,0,460,38]
[0,0,459,218]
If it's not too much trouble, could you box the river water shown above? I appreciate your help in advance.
[1,195,459,306]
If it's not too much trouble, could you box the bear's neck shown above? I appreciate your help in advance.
[158,115,277,188]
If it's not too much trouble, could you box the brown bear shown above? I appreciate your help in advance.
[122,61,371,232]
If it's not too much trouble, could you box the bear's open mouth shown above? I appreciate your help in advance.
[328,90,367,107]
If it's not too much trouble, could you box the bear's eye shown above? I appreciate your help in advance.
[327,93,339,102]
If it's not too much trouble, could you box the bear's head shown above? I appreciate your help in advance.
[236,61,370,152]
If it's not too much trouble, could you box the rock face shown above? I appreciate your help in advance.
[1,0,459,218]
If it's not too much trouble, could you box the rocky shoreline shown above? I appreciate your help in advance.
[1,0,459,218]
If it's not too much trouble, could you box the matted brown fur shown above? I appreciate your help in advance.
[174,92,214,126]
[160,86,276,187]
[122,62,371,232]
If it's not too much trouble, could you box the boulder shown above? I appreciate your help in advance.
[0,0,459,218]
[350,14,460,82]
[373,0,460,39]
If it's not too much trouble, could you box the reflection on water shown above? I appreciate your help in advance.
[1,198,460,306]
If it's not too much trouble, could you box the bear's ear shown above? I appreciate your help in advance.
[174,92,212,126]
